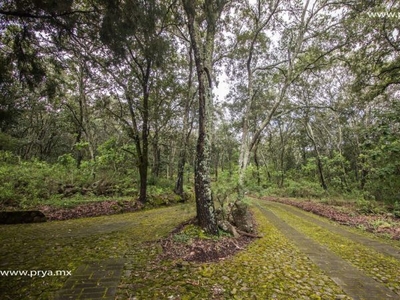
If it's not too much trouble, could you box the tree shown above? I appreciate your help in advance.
[182,0,229,235]
[94,0,173,203]
[225,0,347,198]
[175,46,196,196]
[2,0,400,216]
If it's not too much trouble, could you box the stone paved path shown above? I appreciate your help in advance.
[54,258,126,300]
[266,200,400,260]
[1,200,400,299]
[0,204,195,300]
[256,201,400,300]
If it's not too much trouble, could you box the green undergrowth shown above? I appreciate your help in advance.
[172,224,219,243]
[0,204,194,299]
[118,207,351,300]
[266,204,400,295]
[38,195,134,208]
[0,151,191,210]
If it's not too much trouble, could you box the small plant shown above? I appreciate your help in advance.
[212,174,237,221]
[281,180,326,199]
[172,232,192,244]
[391,201,400,218]
[172,224,211,244]
[356,198,378,214]
[370,219,392,230]
[356,224,367,231]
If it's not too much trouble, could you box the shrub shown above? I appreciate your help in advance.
[391,201,400,218]
[280,180,326,199]
[356,198,385,215]
[0,155,56,207]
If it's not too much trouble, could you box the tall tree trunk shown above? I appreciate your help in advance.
[126,62,151,204]
[175,152,186,195]
[237,0,280,199]
[151,131,161,178]
[237,0,309,198]
[306,122,327,190]
[182,0,226,235]
[214,149,219,181]
[175,47,194,196]
[75,131,83,168]
[278,120,285,188]
[253,140,261,187]
[316,155,328,190]
[238,139,251,198]
[139,76,150,203]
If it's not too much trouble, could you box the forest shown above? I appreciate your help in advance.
[1,0,400,231]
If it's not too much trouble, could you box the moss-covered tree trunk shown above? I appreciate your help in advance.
[182,0,227,235]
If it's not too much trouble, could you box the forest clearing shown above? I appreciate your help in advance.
[1,0,400,299]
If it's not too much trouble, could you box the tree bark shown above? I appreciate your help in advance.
[253,137,261,187]
[182,0,226,235]
[306,122,328,190]
[278,120,285,188]
[175,47,194,196]
[125,61,151,204]
[151,131,161,178]
[139,67,150,203]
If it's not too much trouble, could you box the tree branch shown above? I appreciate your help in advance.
[0,9,95,19]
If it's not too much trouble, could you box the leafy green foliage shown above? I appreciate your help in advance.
[0,147,193,209]
[358,102,400,204]
[1,0,400,214]
[0,154,58,207]
[356,198,384,215]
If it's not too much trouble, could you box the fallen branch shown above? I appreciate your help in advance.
[237,229,263,238]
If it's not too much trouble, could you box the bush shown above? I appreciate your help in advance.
[0,149,191,209]
[356,198,386,215]
[265,179,326,199]
[391,201,400,218]
[0,155,56,207]
[0,151,129,208]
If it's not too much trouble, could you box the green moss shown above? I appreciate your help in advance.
[0,204,195,299]
[266,204,400,294]
[172,224,210,244]
[118,207,351,299]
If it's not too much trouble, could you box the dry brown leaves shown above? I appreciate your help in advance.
[264,196,400,240]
